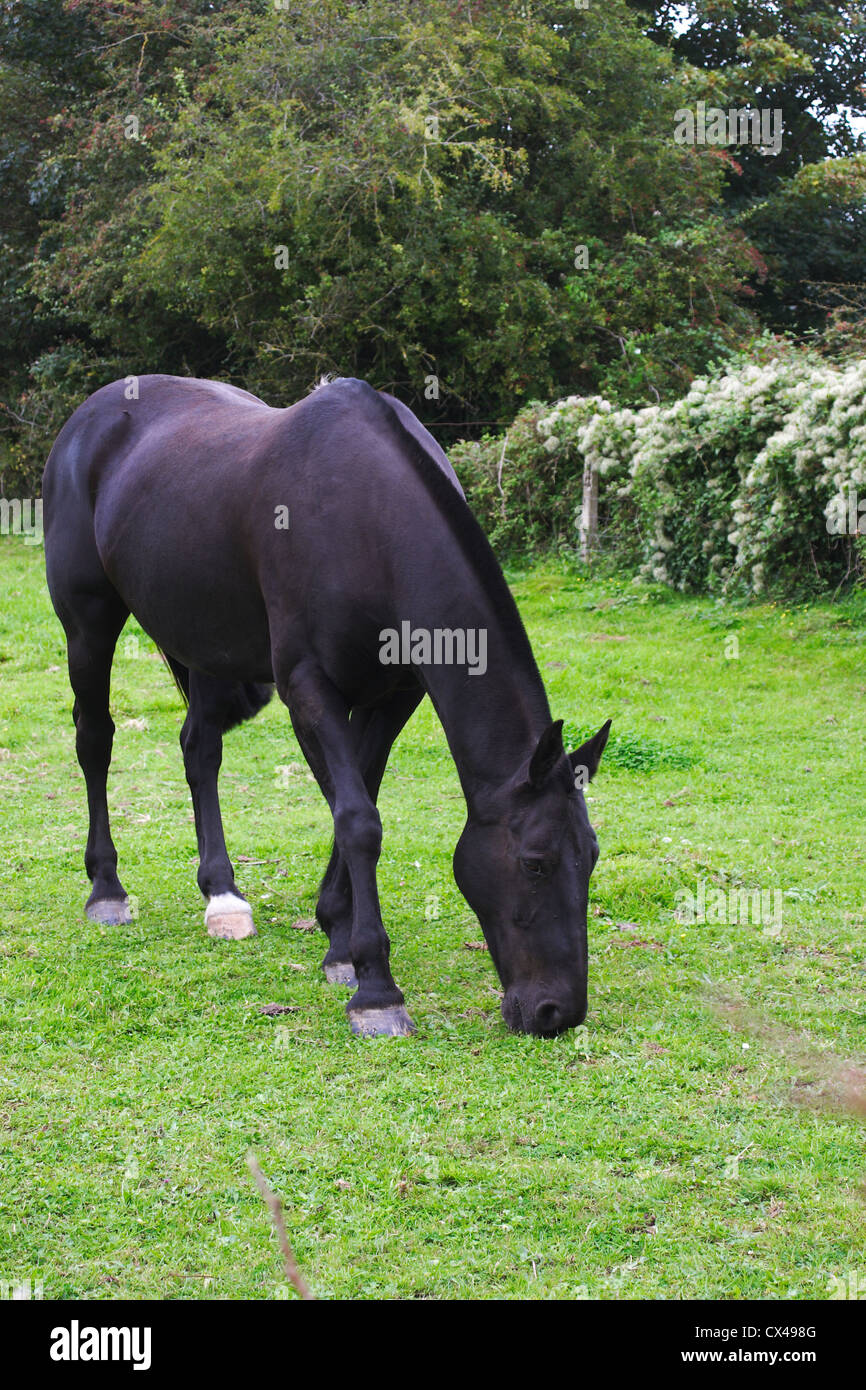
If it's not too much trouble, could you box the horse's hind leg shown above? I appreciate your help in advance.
[64,594,132,925]
[180,669,256,941]
[316,688,423,987]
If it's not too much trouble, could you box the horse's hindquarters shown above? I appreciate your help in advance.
[93,478,275,681]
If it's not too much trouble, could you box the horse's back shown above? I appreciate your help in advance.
[44,373,460,518]
[42,373,469,688]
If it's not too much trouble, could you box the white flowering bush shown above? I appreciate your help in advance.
[536,396,643,563]
[527,350,865,595]
[452,348,865,593]
[623,355,817,592]
[735,358,866,592]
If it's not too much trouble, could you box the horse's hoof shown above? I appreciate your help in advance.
[324,960,358,987]
[207,912,257,940]
[348,1004,416,1038]
[205,893,257,941]
[86,898,132,926]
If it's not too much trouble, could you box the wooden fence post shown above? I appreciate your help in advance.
[580,459,598,562]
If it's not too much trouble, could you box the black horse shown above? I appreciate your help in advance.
[43,375,609,1037]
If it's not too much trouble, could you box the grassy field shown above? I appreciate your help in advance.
[0,535,864,1300]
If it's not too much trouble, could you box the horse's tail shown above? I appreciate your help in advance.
[160,651,274,732]
[160,652,191,706]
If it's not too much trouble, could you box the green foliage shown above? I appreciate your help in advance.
[123,1,751,410]
[1,342,123,495]
[564,222,755,403]
[628,2,866,334]
[631,1,866,195]
[5,0,762,487]
[0,0,249,476]
[741,156,866,335]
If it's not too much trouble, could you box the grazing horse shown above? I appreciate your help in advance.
[43,376,610,1037]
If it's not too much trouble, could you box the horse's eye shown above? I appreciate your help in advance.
[521,857,548,878]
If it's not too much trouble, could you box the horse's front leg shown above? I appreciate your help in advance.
[316,688,423,988]
[181,671,255,940]
[280,661,414,1037]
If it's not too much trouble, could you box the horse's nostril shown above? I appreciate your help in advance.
[534,999,562,1033]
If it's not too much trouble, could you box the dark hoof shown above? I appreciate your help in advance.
[348,1005,416,1038]
[86,897,132,926]
[324,960,358,987]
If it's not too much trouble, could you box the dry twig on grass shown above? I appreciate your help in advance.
[247,1153,315,1300]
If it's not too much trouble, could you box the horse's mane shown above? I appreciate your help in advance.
[368,386,543,688]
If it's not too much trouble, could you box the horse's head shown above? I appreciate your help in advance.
[453,718,610,1036]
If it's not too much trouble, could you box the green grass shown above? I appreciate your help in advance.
[1,538,864,1300]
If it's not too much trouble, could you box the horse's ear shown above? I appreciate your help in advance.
[569,719,612,788]
[528,720,566,788]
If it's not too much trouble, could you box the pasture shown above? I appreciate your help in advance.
[0,536,864,1300]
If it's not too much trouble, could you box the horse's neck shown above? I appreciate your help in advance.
[386,481,552,800]
[418,612,551,801]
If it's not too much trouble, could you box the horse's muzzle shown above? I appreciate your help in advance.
[501,985,587,1037]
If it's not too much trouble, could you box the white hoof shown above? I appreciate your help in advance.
[205,893,257,941]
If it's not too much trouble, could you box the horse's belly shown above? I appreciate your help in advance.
[125,576,272,682]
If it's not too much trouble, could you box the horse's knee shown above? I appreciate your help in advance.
[75,712,114,745]
[333,803,382,861]
[74,709,115,773]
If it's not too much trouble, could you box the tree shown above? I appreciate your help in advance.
[5,0,764,488]
[627,1,866,332]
